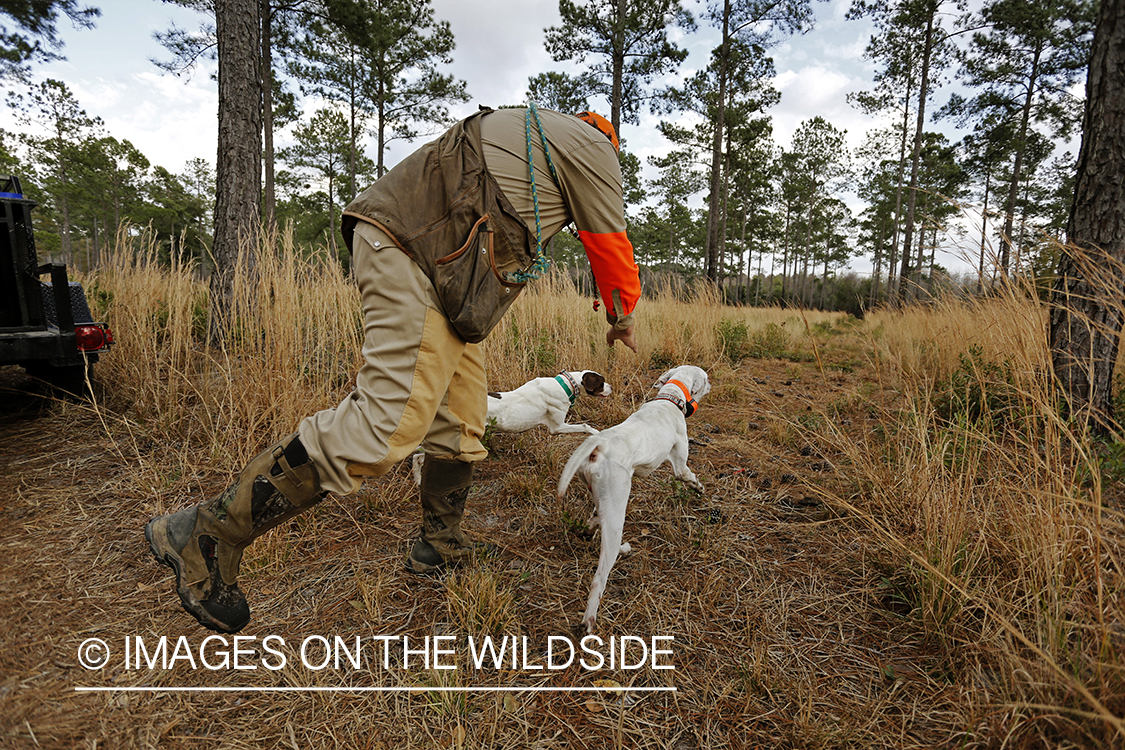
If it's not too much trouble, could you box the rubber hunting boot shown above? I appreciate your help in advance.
[407,456,489,574]
[145,433,324,632]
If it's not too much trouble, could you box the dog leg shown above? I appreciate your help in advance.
[551,423,600,435]
[582,484,629,634]
[669,441,704,493]
[585,511,633,557]
[546,412,599,435]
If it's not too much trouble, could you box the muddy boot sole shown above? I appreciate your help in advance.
[145,517,250,634]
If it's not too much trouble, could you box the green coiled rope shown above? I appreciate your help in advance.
[506,101,560,283]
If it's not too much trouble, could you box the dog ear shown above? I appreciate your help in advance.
[581,371,605,395]
[691,370,712,399]
[696,377,711,399]
[654,369,674,388]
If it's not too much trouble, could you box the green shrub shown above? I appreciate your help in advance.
[932,344,1020,427]
[715,318,750,363]
[747,323,790,359]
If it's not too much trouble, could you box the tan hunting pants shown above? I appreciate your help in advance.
[298,221,489,496]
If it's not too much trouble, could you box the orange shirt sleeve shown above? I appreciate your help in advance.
[578,229,640,325]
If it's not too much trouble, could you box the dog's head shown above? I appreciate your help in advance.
[654,366,711,402]
[579,370,611,397]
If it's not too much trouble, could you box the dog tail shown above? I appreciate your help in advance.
[557,438,602,499]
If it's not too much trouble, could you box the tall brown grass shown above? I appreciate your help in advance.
[80,230,1123,744]
[94,228,363,470]
[90,232,841,469]
[827,284,1125,744]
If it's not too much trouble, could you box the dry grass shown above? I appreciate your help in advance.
[824,284,1125,747]
[0,233,1121,748]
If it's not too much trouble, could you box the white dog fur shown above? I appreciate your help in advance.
[556,365,711,633]
[412,370,611,484]
[486,369,610,435]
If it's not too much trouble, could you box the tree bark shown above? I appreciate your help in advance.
[888,76,912,301]
[211,0,262,335]
[611,0,626,135]
[978,170,991,295]
[261,0,275,232]
[1048,0,1125,434]
[347,45,359,201]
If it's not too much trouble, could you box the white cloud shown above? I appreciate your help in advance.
[771,66,867,148]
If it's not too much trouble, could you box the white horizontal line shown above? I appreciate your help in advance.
[75,686,676,693]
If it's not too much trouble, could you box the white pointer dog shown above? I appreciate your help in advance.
[487,369,611,435]
[412,370,611,484]
[557,365,710,633]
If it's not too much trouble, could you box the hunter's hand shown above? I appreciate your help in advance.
[606,325,637,353]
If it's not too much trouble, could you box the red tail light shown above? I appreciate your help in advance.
[75,324,113,352]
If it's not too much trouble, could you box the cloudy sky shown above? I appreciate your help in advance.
[25,0,989,274]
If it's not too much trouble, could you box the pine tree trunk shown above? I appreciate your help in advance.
[261,0,275,232]
[1048,0,1125,434]
[704,0,732,283]
[821,255,828,309]
[1000,41,1043,276]
[780,202,791,300]
[611,0,626,135]
[717,141,731,289]
[897,8,935,305]
[347,46,359,202]
[888,79,912,300]
[978,171,991,295]
[211,0,262,337]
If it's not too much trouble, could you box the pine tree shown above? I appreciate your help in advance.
[850,0,966,303]
[1048,0,1125,434]
[526,71,597,114]
[545,0,696,135]
[0,0,99,79]
[943,0,1095,276]
[310,0,468,177]
[786,116,851,305]
[278,107,374,258]
[6,78,103,263]
[211,0,261,332]
[287,18,371,201]
[699,0,818,284]
[644,150,706,272]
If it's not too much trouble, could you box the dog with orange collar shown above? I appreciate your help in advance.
[556,365,710,633]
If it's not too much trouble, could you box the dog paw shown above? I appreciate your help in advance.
[619,542,632,554]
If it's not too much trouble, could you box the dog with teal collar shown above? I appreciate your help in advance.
[485,369,610,435]
[411,369,611,486]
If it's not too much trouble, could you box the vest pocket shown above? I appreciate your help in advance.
[434,215,525,343]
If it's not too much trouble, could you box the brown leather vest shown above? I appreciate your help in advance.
[341,108,535,343]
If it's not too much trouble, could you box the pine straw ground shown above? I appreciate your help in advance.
[0,332,1117,748]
